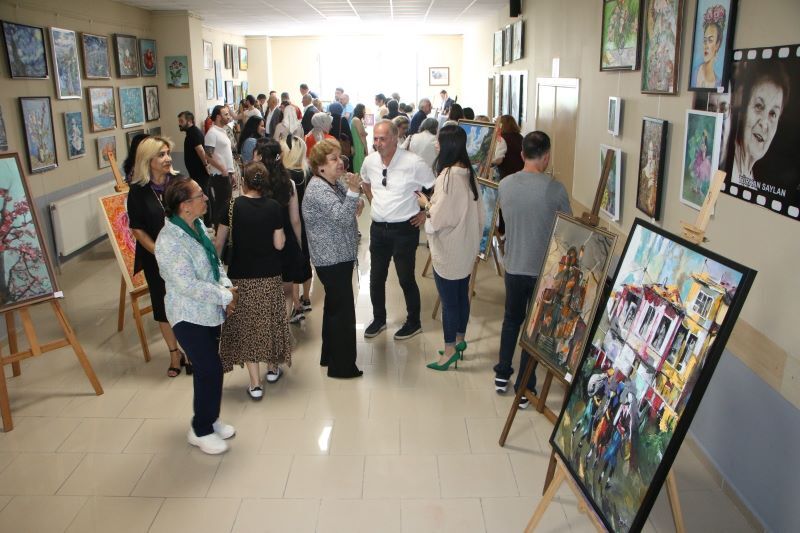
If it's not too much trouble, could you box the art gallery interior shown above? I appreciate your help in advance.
[0,0,797,531]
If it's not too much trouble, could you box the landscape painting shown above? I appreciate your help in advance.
[600,145,622,222]
[2,21,48,79]
[119,86,145,128]
[459,119,497,186]
[88,86,117,132]
[50,27,81,99]
[680,110,722,210]
[600,0,641,71]
[81,33,110,79]
[64,111,86,160]
[20,97,58,174]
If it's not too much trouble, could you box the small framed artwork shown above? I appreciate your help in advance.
[233,84,242,105]
[512,19,524,61]
[241,81,248,96]
[165,55,189,88]
[510,74,520,125]
[681,109,722,210]
[239,47,248,71]
[689,0,738,91]
[97,135,117,169]
[148,126,161,136]
[225,80,234,105]
[599,144,622,221]
[125,129,145,151]
[206,79,215,100]
[215,60,223,99]
[636,117,669,219]
[81,33,111,79]
[493,30,503,67]
[113,34,139,77]
[232,45,239,78]
[19,97,58,174]
[144,85,160,121]
[503,25,513,65]
[478,197,500,261]
[87,86,117,132]
[49,27,82,99]
[493,73,502,119]
[223,43,231,69]
[607,96,621,136]
[0,107,8,151]
[203,40,213,70]
[2,21,48,79]
[429,67,449,86]
[119,86,145,128]
[600,0,642,71]
[641,0,684,94]
[138,38,157,77]
[63,111,86,160]
[459,119,498,188]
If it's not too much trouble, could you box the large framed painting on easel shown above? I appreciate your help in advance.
[458,119,497,187]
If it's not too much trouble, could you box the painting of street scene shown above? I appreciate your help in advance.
[551,220,753,532]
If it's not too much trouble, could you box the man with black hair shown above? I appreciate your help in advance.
[375,93,388,121]
[204,105,235,227]
[178,111,211,225]
[256,93,267,113]
[299,83,318,100]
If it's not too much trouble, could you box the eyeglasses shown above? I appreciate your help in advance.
[186,193,207,202]
[382,168,387,187]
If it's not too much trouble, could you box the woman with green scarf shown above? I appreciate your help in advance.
[155,176,238,455]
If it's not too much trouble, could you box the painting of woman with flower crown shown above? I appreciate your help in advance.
[689,0,738,91]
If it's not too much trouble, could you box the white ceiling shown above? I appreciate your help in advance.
[119,0,506,36]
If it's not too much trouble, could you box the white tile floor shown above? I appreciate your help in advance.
[0,216,759,532]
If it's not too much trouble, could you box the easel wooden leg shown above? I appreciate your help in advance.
[117,275,126,332]
[525,461,567,532]
[130,292,151,362]
[5,313,20,377]
[499,357,538,446]
[536,372,554,414]
[666,471,686,533]
[421,250,432,277]
[50,300,103,395]
[0,345,12,431]
[543,451,558,494]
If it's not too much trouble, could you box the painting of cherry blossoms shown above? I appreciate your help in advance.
[0,153,58,311]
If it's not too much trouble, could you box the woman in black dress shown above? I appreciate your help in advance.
[127,136,189,377]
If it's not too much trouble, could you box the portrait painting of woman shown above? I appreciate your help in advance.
[689,1,738,91]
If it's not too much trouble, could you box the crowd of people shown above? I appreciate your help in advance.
[122,84,570,454]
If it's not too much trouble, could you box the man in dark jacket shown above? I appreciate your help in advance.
[407,98,432,135]
[301,94,318,135]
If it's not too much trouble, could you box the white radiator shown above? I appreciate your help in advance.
[50,181,117,257]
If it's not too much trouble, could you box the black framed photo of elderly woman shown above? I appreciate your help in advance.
[688,0,738,91]
[722,44,800,221]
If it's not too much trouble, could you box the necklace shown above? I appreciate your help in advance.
[149,176,169,211]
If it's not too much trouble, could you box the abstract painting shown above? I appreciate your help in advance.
[119,86,145,128]
[215,60,223,100]
[87,86,117,132]
[641,0,684,94]
[239,46,248,71]
[97,135,116,169]
[599,145,622,222]
[19,97,58,174]
[689,0,738,91]
[459,120,497,186]
[81,33,110,79]
[521,213,617,380]
[144,85,160,121]
[2,21,48,79]
[99,192,147,291]
[0,153,59,312]
[680,110,722,210]
[551,219,755,533]
[608,96,621,136]
[63,111,86,160]
[203,40,213,70]
[0,107,7,151]
[165,55,189,88]
[50,27,81,99]
[512,20,524,61]
[493,30,503,67]
[114,34,139,77]
[138,38,157,77]
[636,117,668,219]
[600,0,641,71]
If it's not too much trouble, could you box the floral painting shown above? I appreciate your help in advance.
[641,0,684,94]
[97,135,116,169]
[114,34,139,77]
[689,0,738,91]
[599,145,622,221]
[50,27,81,99]
[2,21,48,79]
[64,111,86,160]
[81,33,110,79]
[680,110,722,210]
[144,85,160,121]
[99,193,146,291]
[20,97,58,174]
[87,86,116,132]
[165,55,189,88]
[138,38,157,77]
[600,0,641,71]
[0,153,58,311]
[119,86,145,128]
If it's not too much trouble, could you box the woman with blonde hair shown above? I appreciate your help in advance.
[127,136,189,377]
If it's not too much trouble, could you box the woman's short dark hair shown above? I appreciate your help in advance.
[238,115,264,153]
[163,176,195,217]
[255,138,293,206]
[448,103,464,122]
[462,107,475,120]
[387,99,399,114]
[353,103,365,119]
[243,161,268,193]
[433,125,478,201]
[522,131,551,160]
[123,133,150,179]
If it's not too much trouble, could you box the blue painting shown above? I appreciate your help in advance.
[139,38,157,77]
[689,0,737,91]
[88,86,116,132]
[50,27,81,99]
[215,60,223,100]
[2,21,48,79]
[64,112,85,159]
[119,87,145,128]
[19,97,58,174]
[459,120,496,185]
[81,33,110,79]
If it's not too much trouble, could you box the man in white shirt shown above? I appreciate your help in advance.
[361,120,436,340]
[204,105,235,227]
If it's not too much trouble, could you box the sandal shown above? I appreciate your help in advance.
[168,348,181,378]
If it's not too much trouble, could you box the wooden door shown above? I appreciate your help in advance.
[534,78,580,206]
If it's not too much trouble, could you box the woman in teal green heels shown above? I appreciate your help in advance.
[418,125,484,371]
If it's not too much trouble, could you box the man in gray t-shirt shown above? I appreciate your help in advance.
[493,131,572,405]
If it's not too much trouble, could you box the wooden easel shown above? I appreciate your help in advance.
[0,299,104,432]
[500,148,615,445]
[681,170,726,244]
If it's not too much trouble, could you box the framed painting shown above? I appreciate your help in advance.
[478,196,500,261]
[688,0,737,91]
[2,21,48,79]
[19,97,58,174]
[165,55,189,88]
[429,67,449,86]
[0,107,7,151]
[494,73,502,120]
[608,96,621,136]
[96,135,116,169]
[636,117,669,219]
[144,85,160,121]
[63,111,86,160]
[225,80,234,105]
[223,43,231,69]
[148,126,161,136]
[215,60,223,100]
[680,110,722,210]
[138,38,157,77]
[520,213,617,380]
[493,30,503,67]
[458,119,497,187]
[503,25,513,65]
[510,74,520,125]
[0,153,60,311]
[722,44,800,221]
[81,33,110,79]
[239,46,248,71]
[241,80,249,97]
[232,45,239,78]
[99,193,147,291]
[550,218,755,533]
[119,86,145,128]
[87,86,117,132]
[203,40,213,70]
[599,145,622,222]
[641,0,684,94]
[512,19,524,61]
[113,34,139,77]
[600,0,642,71]
[233,84,242,106]
[206,79,215,100]
[125,129,145,151]
[49,27,81,99]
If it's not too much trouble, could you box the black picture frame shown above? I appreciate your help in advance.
[688,0,738,92]
[636,117,669,220]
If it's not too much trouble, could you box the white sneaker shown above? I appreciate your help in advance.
[212,419,236,439]
[187,428,229,454]
[265,367,283,383]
